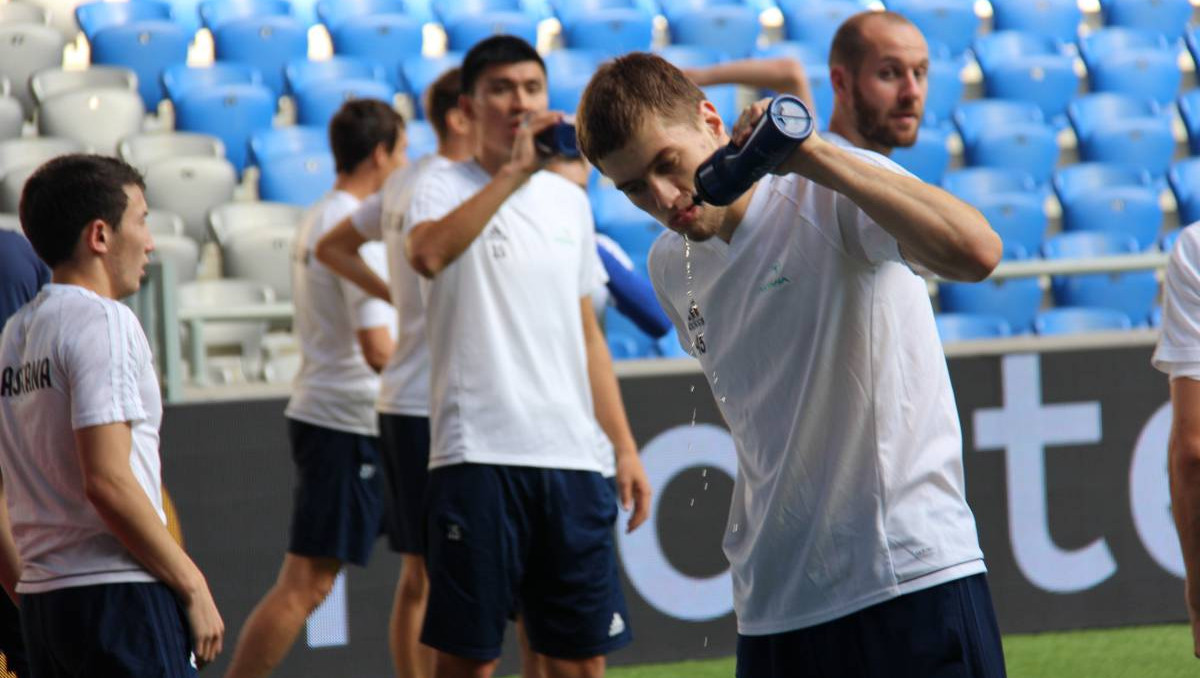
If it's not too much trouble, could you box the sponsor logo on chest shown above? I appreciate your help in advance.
[0,358,52,397]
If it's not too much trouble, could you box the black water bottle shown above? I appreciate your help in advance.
[694,95,815,207]
[535,119,581,159]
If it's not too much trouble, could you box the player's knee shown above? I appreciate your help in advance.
[399,557,429,601]
[544,655,604,678]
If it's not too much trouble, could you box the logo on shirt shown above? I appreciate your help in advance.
[486,227,509,260]
[687,302,708,355]
[757,261,791,292]
[446,523,463,542]
[608,612,626,637]
[0,358,51,398]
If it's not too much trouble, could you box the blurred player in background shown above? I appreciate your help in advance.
[0,154,223,675]
[223,99,405,678]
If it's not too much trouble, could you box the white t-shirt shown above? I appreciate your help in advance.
[286,191,395,436]
[405,161,604,471]
[0,284,163,593]
[648,150,985,635]
[1153,225,1200,380]
[351,154,451,417]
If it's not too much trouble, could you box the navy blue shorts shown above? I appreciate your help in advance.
[736,574,1007,678]
[422,463,632,661]
[377,413,431,554]
[287,418,385,567]
[21,582,196,678]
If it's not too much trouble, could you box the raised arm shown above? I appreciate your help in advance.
[315,218,391,303]
[684,58,814,114]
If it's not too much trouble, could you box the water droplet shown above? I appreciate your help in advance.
[703,636,709,647]
[702,469,707,477]
[689,498,695,507]
[720,396,727,403]
[703,482,709,491]
[690,385,695,393]
[732,523,739,533]
[691,408,697,426]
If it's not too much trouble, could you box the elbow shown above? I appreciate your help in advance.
[83,475,120,513]
[313,236,336,268]
[948,224,1003,283]
[782,59,809,97]
[1172,435,1200,480]
[405,235,444,279]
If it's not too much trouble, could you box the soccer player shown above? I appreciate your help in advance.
[0,154,224,675]
[223,99,406,678]
[315,68,472,678]
[402,36,650,678]
[576,48,1007,678]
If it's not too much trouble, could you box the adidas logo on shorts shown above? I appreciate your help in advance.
[447,524,463,541]
[608,612,625,637]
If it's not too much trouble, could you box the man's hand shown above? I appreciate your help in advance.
[502,111,563,179]
[616,450,652,533]
[731,97,828,177]
[184,580,224,669]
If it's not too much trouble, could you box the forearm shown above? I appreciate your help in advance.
[1173,436,1200,610]
[315,222,391,303]
[408,168,529,277]
[586,329,638,459]
[686,59,812,105]
[788,138,1001,281]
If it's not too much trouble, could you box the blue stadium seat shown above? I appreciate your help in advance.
[940,277,1042,334]
[1162,227,1185,251]
[756,42,833,125]
[294,79,396,128]
[890,127,950,185]
[285,56,389,95]
[1188,27,1200,75]
[1149,304,1164,327]
[953,99,1058,184]
[1088,49,1182,108]
[329,14,425,89]
[989,0,1081,44]
[884,0,980,57]
[174,83,276,175]
[444,11,539,52]
[1053,162,1163,249]
[90,20,189,110]
[944,167,1046,259]
[934,312,1013,341]
[558,6,653,56]
[756,40,826,68]
[1068,93,1175,178]
[552,0,656,24]
[211,15,308,98]
[1079,27,1171,72]
[605,308,658,359]
[973,30,1066,74]
[943,166,1038,199]
[401,53,463,118]
[162,63,263,104]
[1100,0,1192,43]
[406,119,437,159]
[591,184,663,275]
[923,58,964,129]
[291,0,320,26]
[1179,89,1200,155]
[1034,307,1133,335]
[317,0,434,28]
[544,49,601,114]
[778,1,861,61]
[258,151,335,206]
[249,125,329,166]
[979,54,1079,127]
[1042,232,1157,323]
[431,0,531,27]
[1169,158,1200,226]
[653,46,739,126]
[198,0,291,31]
[666,5,762,60]
[75,0,172,44]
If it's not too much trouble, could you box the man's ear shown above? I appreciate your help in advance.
[830,65,850,99]
[458,92,475,121]
[83,219,110,255]
[698,99,724,139]
[448,108,470,135]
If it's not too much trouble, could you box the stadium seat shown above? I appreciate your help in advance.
[551,0,654,23]
[1100,0,1192,43]
[293,78,396,128]
[1188,27,1200,75]
[934,313,1012,342]
[0,2,48,26]
[177,278,274,375]
[666,5,762,60]
[316,0,430,30]
[147,209,186,237]
[211,15,308,98]
[953,99,1058,184]
[285,56,389,95]
[401,53,463,118]
[890,127,950,185]
[0,136,82,179]
[208,200,304,246]
[257,151,335,206]
[557,6,653,57]
[90,20,188,111]
[943,165,1038,200]
[30,65,137,106]
[249,125,329,167]
[544,49,601,113]
[119,132,226,173]
[1042,232,1158,323]
[36,87,145,155]
[988,0,1081,44]
[143,156,238,243]
[1181,89,1200,156]
[778,1,860,60]
[1088,50,1182,108]
[939,279,1042,334]
[1068,93,1175,178]
[223,225,295,299]
[884,0,980,57]
[1053,162,1162,249]
[1162,227,1185,252]
[0,23,65,118]
[979,54,1079,127]
[0,162,38,213]
[166,0,203,36]
[1078,27,1169,72]
[74,0,171,43]
[0,97,22,142]
[173,83,276,176]
[922,58,964,129]
[592,184,663,274]
[198,0,291,31]
[1169,158,1200,226]
[161,62,263,104]
[431,0,530,27]
[443,11,539,53]
[328,13,425,88]
[150,233,200,283]
[1034,307,1133,335]
[973,30,1066,74]
[406,119,437,159]
[605,308,657,359]
[944,167,1046,259]
[652,46,739,126]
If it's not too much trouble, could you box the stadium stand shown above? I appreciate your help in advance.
[74,0,172,43]
[90,19,189,111]
[147,209,187,238]
[284,56,390,94]
[443,11,540,52]
[665,5,763,59]
[0,22,65,118]
[954,99,1059,184]
[777,0,861,60]
[256,151,335,205]
[221,225,296,299]
[173,83,275,175]
[1034,307,1133,335]
[150,233,202,283]
[1053,162,1164,249]
[0,96,22,143]
[293,79,396,127]
[143,155,238,243]
[0,1,48,26]
[249,125,329,166]
[934,312,1013,342]
[327,13,426,87]
[198,0,292,32]
[989,0,1081,43]
[1043,232,1159,324]
[884,0,980,57]
[37,87,146,155]
[891,126,950,185]
[555,2,654,56]
[208,200,304,247]
[118,132,227,174]
[1100,0,1192,42]
[210,14,308,98]
[30,65,138,107]
[162,63,265,105]
[1068,93,1176,179]
[1169,159,1200,227]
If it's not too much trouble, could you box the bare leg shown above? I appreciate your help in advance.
[391,554,435,678]
[515,616,545,678]
[433,652,499,678]
[223,553,342,678]
[543,656,605,678]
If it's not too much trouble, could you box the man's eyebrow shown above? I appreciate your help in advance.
[615,148,671,193]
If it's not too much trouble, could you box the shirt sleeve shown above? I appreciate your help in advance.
[341,240,395,331]
[404,168,461,234]
[65,301,149,430]
[1154,228,1200,377]
[350,193,384,242]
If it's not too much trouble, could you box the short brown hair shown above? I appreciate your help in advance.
[829,10,917,73]
[328,98,405,174]
[577,52,706,165]
[424,67,461,142]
